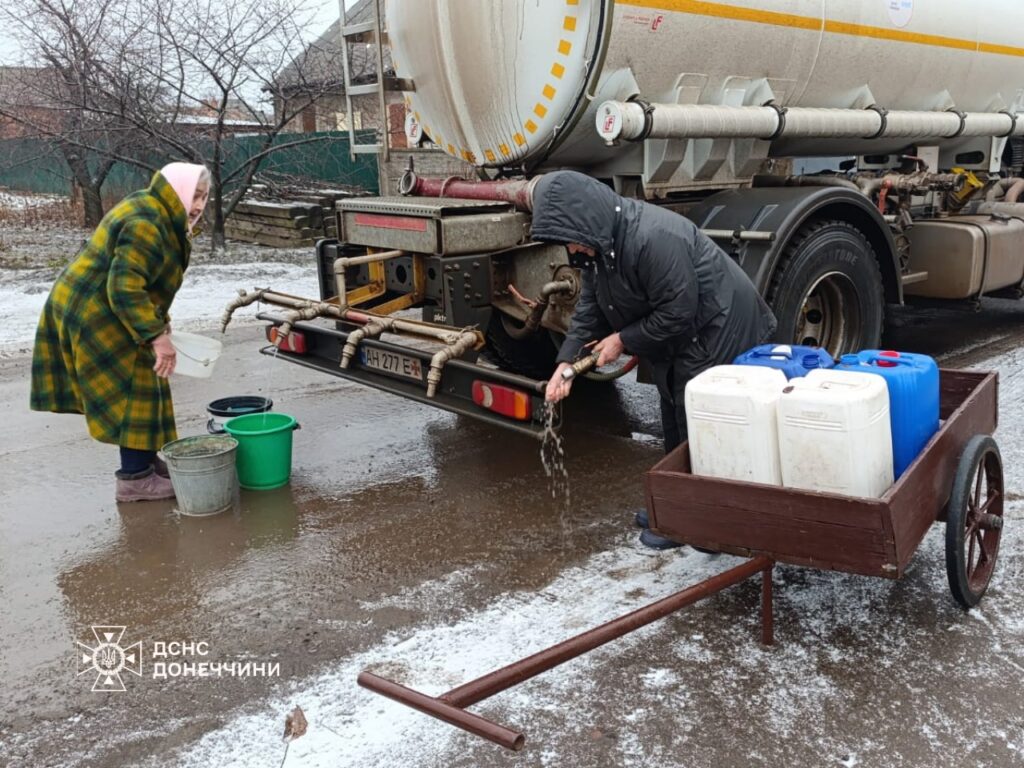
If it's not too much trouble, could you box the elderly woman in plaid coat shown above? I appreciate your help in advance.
[30,162,210,502]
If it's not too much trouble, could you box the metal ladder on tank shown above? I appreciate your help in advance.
[339,0,389,162]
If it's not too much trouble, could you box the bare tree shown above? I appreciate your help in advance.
[0,0,158,226]
[121,0,347,249]
[2,0,351,246]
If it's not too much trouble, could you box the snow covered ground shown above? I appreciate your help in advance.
[0,256,320,356]
[0,190,70,210]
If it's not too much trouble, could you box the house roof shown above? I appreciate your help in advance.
[174,115,266,128]
[274,0,393,94]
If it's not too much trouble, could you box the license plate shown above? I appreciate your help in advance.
[359,347,424,382]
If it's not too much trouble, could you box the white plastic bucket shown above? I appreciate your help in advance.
[170,331,223,378]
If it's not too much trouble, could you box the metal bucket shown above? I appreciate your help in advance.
[161,435,239,516]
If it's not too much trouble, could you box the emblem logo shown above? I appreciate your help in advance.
[76,626,144,692]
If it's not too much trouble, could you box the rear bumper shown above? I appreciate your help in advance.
[257,312,557,439]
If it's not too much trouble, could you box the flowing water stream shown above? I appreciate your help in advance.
[261,345,280,427]
[539,403,573,537]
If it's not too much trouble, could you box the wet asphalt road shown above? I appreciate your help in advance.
[1,301,1023,767]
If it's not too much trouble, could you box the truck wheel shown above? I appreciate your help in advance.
[484,313,558,380]
[768,220,884,357]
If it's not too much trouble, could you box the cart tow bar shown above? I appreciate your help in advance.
[358,555,775,751]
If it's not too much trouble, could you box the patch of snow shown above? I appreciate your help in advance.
[356,565,491,613]
[0,262,320,355]
[0,190,69,211]
[630,431,662,446]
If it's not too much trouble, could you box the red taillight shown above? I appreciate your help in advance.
[472,381,532,421]
[267,327,308,354]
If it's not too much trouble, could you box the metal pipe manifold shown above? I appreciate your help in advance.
[340,317,395,369]
[221,288,269,333]
[277,301,337,341]
[427,331,479,398]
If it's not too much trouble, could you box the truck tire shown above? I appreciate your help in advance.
[767,220,884,357]
[484,313,558,380]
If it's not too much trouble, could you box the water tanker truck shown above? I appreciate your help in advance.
[225,0,1024,437]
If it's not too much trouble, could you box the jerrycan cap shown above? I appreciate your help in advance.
[840,354,861,366]
[801,354,821,369]
[877,350,900,368]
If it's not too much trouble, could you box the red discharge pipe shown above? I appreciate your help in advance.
[399,172,542,212]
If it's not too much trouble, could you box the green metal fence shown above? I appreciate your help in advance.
[0,130,380,199]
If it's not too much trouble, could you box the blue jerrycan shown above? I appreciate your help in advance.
[734,344,835,380]
[837,350,940,478]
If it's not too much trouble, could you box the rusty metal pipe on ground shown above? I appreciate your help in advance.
[358,674,526,751]
[358,555,775,750]
[506,279,575,340]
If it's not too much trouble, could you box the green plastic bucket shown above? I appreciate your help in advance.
[223,413,298,490]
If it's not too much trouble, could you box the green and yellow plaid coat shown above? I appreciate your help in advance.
[30,172,192,450]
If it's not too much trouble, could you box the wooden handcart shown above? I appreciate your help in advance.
[646,369,1003,609]
[358,370,1005,750]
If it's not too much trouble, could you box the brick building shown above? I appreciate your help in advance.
[0,66,63,139]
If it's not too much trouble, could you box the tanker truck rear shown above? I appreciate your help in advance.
[230,0,1024,437]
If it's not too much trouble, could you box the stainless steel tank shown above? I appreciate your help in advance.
[388,0,1024,175]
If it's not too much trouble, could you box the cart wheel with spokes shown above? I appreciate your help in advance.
[945,435,1004,609]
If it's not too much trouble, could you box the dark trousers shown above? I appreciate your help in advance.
[118,447,156,477]
[657,363,691,455]
[659,393,688,455]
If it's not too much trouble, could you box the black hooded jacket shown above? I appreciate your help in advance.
[530,171,777,396]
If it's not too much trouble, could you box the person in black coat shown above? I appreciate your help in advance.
[532,171,777,549]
